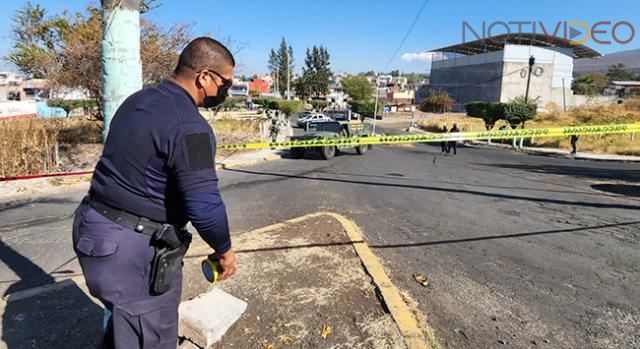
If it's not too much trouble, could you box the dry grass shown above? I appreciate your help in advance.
[418,115,487,133]
[210,118,265,157]
[0,118,101,177]
[527,98,640,155]
[419,98,640,156]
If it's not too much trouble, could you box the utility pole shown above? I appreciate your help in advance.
[101,0,142,142]
[561,77,567,112]
[287,63,291,100]
[373,75,380,135]
[524,55,535,103]
[275,68,279,98]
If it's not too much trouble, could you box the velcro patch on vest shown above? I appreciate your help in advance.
[185,133,214,171]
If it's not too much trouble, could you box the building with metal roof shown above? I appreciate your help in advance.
[424,33,612,111]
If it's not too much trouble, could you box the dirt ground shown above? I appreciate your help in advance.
[182,215,407,349]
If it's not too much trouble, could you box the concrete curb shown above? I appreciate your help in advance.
[2,279,76,304]
[215,154,281,170]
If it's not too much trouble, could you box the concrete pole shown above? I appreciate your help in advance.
[101,0,142,142]
[286,64,291,100]
[373,75,380,135]
[561,78,567,112]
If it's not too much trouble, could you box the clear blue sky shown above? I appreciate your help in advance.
[1,0,639,75]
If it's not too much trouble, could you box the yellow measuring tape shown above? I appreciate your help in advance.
[217,123,640,150]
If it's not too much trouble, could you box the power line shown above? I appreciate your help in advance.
[382,0,430,73]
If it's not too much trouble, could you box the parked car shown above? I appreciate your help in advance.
[296,113,331,128]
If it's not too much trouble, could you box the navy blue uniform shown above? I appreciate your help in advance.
[73,80,230,348]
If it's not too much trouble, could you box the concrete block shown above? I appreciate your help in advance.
[179,288,247,348]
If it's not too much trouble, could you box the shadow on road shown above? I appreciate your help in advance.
[224,168,640,211]
[1,241,102,348]
[185,220,640,256]
[280,149,361,160]
[277,169,610,198]
[0,197,77,213]
[478,163,640,183]
[592,184,640,198]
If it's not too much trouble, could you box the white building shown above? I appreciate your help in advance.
[427,33,608,110]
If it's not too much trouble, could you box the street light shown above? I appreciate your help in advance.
[373,75,380,135]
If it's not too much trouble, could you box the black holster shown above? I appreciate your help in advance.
[149,224,192,295]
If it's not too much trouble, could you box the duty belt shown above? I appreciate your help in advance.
[87,196,172,237]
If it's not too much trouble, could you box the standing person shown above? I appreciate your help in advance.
[570,134,579,154]
[72,37,238,349]
[448,123,460,155]
[440,124,449,155]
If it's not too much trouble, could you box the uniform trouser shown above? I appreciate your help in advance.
[448,141,457,155]
[72,202,182,349]
[440,141,448,153]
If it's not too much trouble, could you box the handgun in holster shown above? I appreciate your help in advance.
[149,224,192,295]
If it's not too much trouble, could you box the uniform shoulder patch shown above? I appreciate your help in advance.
[184,133,214,171]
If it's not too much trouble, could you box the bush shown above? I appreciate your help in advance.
[252,97,272,106]
[248,89,262,97]
[214,96,245,111]
[267,100,280,110]
[504,96,538,127]
[47,99,97,116]
[420,91,455,113]
[465,102,487,118]
[350,101,378,117]
[465,101,506,129]
[276,100,303,116]
[309,100,329,110]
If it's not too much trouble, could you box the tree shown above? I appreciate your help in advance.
[5,2,63,79]
[341,75,373,102]
[5,2,194,118]
[504,96,538,128]
[267,38,294,98]
[293,75,312,100]
[420,90,455,113]
[607,63,639,82]
[302,45,331,98]
[357,70,376,77]
[572,73,609,95]
[140,20,192,86]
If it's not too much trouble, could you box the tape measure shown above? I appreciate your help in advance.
[201,256,222,283]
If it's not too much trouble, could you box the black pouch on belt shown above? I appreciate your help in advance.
[149,224,192,295]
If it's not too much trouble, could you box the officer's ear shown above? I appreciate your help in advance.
[195,71,210,90]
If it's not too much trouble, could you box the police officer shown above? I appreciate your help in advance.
[72,37,238,348]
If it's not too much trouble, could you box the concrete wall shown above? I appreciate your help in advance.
[428,45,587,110]
[430,61,504,110]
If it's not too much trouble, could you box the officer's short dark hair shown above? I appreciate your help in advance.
[174,37,235,76]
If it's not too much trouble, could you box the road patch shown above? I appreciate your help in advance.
[183,213,416,348]
[184,212,437,349]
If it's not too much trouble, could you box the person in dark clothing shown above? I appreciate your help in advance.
[448,123,460,155]
[72,37,238,349]
[570,134,579,154]
[440,125,449,154]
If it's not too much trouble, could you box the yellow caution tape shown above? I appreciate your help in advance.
[217,123,640,150]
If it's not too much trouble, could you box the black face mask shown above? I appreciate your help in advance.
[203,84,229,108]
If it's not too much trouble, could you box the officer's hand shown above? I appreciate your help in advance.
[218,250,238,281]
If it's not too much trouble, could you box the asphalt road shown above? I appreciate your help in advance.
[1,140,639,349]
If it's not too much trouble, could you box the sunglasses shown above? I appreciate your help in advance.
[201,69,233,90]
